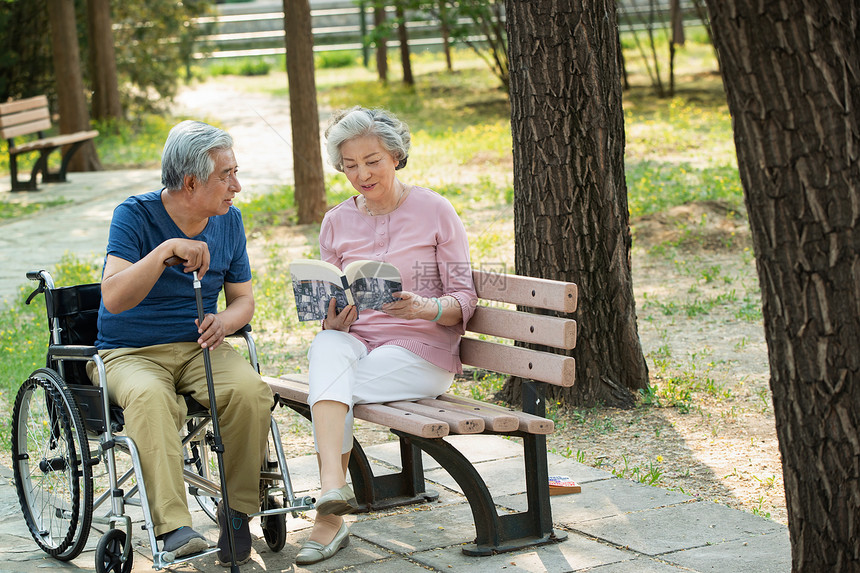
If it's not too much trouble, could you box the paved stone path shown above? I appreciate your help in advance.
[0,435,790,573]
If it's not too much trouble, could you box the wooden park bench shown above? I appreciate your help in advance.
[0,95,99,191]
[265,269,578,555]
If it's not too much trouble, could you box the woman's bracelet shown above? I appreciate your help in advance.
[430,297,443,322]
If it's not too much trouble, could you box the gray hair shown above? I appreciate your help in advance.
[324,106,411,172]
[161,120,234,189]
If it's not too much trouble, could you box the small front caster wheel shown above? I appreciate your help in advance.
[96,528,133,573]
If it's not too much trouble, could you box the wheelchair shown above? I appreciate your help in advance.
[10,270,313,572]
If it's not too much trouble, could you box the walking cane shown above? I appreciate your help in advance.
[192,271,240,572]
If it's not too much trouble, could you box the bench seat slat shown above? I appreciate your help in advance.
[459,338,575,387]
[263,374,310,404]
[353,404,450,438]
[467,305,576,350]
[385,400,484,434]
[416,398,519,432]
[263,375,450,438]
[437,394,555,434]
[9,130,99,154]
[473,269,577,313]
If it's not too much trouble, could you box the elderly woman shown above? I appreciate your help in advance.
[296,107,477,565]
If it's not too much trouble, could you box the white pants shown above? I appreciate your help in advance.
[307,330,454,453]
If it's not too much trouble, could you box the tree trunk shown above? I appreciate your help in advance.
[502,0,648,408]
[374,5,388,82]
[46,0,101,172]
[439,0,453,72]
[284,0,326,224]
[705,1,860,569]
[86,0,123,121]
[395,2,413,86]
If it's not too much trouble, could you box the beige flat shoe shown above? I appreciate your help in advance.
[315,484,357,516]
[295,522,350,565]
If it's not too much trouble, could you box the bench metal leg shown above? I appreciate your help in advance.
[399,430,566,555]
[348,434,439,511]
[279,400,438,511]
[9,153,39,192]
[43,141,86,183]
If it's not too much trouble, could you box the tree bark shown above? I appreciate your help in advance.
[439,0,453,72]
[502,0,648,408]
[395,1,414,86]
[374,5,388,82]
[86,0,123,121]
[284,0,326,224]
[705,1,860,569]
[46,0,101,172]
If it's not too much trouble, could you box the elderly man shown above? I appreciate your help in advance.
[90,120,272,566]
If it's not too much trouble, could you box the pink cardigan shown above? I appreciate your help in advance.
[318,186,477,373]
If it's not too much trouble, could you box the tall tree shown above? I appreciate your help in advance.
[705,1,860,569]
[502,0,648,407]
[395,1,414,86]
[374,5,388,82]
[285,0,326,224]
[86,0,123,121]
[437,0,453,71]
[46,0,101,172]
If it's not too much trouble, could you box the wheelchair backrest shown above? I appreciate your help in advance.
[45,283,101,347]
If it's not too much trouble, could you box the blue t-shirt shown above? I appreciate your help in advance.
[96,190,252,350]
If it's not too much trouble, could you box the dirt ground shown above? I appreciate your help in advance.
[251,198,786,527]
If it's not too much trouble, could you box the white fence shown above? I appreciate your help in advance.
[197,0,705,60]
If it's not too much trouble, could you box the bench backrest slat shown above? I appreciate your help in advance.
[467,305,576,350]
[0,107,50,129]
[459,337,575,387]
[1,117,52,140]
[473,269,577,313]
[0,95,48,115]
[0,96,52,140]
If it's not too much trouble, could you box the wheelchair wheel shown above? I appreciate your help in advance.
[12,368,93,560]
[185,424,220,522]
[261,495,287,552]
[95,528,133,573]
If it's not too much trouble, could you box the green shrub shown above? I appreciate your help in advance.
[316,51,358,69]
[238,60,272,76]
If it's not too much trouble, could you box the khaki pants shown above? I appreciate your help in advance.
[90,342,273,536]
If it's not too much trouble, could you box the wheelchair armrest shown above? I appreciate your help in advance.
[48,344,99,360]
[228,324,252,336]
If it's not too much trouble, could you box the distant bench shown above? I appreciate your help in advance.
[265,269,577,555]
[0,95,99,191]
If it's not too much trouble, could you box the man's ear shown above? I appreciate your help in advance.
[183,174,196,191]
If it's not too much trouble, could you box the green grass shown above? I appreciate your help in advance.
[0,197,71,220]
[0,254,101,447]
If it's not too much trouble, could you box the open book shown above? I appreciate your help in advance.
[289,259,402,322]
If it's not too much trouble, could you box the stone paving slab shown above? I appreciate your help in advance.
[576,500,784,556]
[414,527,636,572]
[662,530,791,573]
[504,476,693,523]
